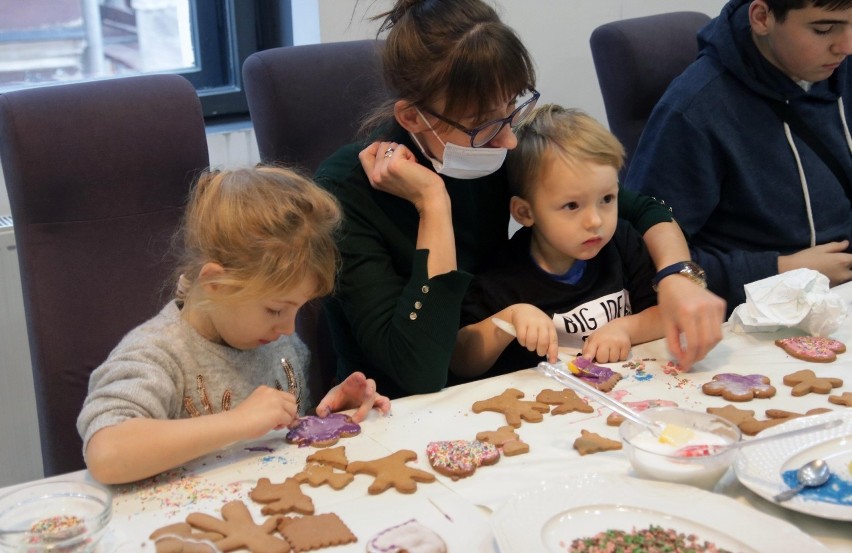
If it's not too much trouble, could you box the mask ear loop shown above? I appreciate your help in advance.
[415,107,448,148]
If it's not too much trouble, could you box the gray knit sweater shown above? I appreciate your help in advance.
[76,301,311,453]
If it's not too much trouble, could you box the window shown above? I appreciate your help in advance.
[0,0,293,120]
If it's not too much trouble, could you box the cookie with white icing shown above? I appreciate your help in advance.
[366,519,447,553]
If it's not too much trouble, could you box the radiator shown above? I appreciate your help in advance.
[0,218,44,485]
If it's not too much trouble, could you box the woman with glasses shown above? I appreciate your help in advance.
[314,0,725,399]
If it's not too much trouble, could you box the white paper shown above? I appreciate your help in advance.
[728,268,847,335]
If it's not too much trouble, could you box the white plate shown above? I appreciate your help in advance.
[734,410,852,521]
[490,473,828,553]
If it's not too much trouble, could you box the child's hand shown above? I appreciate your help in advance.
[231,385,298,439]
[315,372,391,423]
[582,325,631,363]
[510,304,559,363]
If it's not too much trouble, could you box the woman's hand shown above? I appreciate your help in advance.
[656,277,725,371]
[359,141,447,211]
[315,372,391,422]
[779,240,852,287]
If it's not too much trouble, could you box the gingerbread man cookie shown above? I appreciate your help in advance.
[249,478,314,516]
[476,426,530,456]
[536,389,594,415]
[185,500,289,553]
[347,450,436,494]
[782,369,843,396]
[573,429,622,455]
[472,388,550,427]
[702,373,776,402]
[706,405,756,427]
[425,440,500,480]
[775,336,846,362]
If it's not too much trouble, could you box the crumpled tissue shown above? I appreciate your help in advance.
[728,268,847,336]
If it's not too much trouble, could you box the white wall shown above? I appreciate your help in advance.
[315,0,727,126]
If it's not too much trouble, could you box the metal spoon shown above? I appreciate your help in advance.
[773,459,831,502]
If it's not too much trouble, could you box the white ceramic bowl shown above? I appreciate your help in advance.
[619,407,741,490]
[0,480,112,552]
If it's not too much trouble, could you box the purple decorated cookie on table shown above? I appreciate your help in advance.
[702,373,777,402]
[285,413,361,448]
[569,357,623,392]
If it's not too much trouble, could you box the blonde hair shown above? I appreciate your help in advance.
[507,104,625,198]
[174,165,341,306]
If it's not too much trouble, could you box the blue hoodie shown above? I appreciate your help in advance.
[625,0,852,309]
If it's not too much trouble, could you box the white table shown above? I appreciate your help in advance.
[6,283,852,552]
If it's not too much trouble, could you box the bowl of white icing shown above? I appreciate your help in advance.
[619,407,741,490]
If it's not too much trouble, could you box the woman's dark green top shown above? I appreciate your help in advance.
[314,123,672,399]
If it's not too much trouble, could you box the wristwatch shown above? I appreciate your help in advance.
[652,261,707,292]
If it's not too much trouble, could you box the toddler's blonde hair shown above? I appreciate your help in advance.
[507,104,625,198]
[174,165,341,306]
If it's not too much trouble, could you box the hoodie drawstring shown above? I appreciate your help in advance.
[781,96,852,249]
[782,116,817,247]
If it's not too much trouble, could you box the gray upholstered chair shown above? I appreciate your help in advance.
[243,39,388,405]
[0,74,209,475]
[590,11,711,173]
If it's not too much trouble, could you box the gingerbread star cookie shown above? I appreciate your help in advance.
[347,450,436,494]
[476,425,530,456]
[783,369,843,396]
[249,478,314,516]
[185,500,290,553]
[536,388,594,415]
[775,336,846,362]
[702,373,776,402]
[472,388,550,427]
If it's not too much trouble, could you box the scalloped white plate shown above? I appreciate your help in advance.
[490,473,828,553]
[734,410,852,521]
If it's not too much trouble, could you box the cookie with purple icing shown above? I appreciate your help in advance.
[569,357,623,392]
[701,373,776,402]
[285,413,361,448]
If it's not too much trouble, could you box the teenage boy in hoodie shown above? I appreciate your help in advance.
[625,0,852,312]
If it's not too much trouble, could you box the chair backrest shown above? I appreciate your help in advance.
[590,11,711,173]
[243,39,388,175]
[243,40,388,405]
[0,74,210,476]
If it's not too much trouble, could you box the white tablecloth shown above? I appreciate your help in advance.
[5,283,852,553]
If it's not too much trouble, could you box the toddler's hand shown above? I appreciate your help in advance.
[583,325,631,363]
[231,385,298,439]
[509,304,559,363]
[315,372,391,423]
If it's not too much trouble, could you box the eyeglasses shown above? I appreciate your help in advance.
[421,89,540,148]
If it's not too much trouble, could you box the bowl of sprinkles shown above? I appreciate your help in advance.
[0,480,112,552]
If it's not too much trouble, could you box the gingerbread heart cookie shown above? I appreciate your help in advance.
[782,369,843,396]
[425,439,500,480]
[775,336,846,362]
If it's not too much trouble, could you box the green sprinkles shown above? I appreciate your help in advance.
[566,525,734,553]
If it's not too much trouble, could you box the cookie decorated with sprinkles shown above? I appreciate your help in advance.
[426,439,500,480]
[775,336,846,362]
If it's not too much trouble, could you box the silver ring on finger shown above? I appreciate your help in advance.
[384,146,395,158]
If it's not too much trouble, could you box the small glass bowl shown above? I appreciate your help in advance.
[619,407,741,490]
[0,480,112,552]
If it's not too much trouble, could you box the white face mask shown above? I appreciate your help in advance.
[410,108,507,180]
